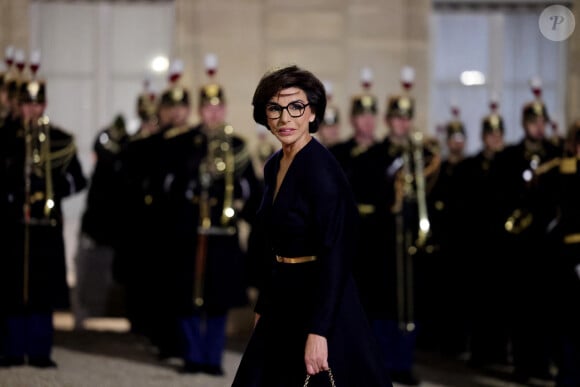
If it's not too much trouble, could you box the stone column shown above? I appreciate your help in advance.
[0,0,30,58]
[566,0,580,126]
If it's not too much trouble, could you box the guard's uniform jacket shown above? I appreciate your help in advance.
[80,119,129,247]
[329,137,381,315]
[490,137,562,378]
[0,120,86,311]
[541,155,580,387]
[162,123,263,316]
[457,150,509,364]
[352,136,439,322]
[114,126,170,338]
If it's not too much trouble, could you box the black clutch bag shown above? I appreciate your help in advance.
[303,368,336,387]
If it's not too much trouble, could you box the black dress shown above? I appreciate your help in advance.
[232,138,392,387]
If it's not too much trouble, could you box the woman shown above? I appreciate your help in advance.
[232,65,392,387]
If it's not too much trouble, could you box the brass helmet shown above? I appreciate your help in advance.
[159,59,190,107]
[386,66,415,119]
[522,76,549,124]
[522,101,549,123]
[199,53,225,107]
[323,105,340,126]
[18,79,46,104]
[322,80,339,125]
[1,45,14,91]
[136,77,157,121]
[351,66,377,116]
[200,83,225,106]
[6,47,25,101]
[445,104,466,140]
[482,96,504,135]
[18,49,46,104]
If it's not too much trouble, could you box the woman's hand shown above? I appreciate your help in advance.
[304,334,328,375]
[253,313,261,328]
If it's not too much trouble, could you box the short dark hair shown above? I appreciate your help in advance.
[252,65,326,133]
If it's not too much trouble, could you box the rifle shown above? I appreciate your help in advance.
[194,165,211,308]
[193,124,238,309]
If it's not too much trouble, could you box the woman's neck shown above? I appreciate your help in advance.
[282,134,312,161]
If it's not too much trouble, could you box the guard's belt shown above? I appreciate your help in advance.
[564,233,580,244]
[275,255,317,264]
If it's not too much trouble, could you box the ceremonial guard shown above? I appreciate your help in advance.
[329,70,380,312]
[0,64,9,125]
[1,47,26,130]
[115,64,176,348]
[0,56,87,368]
[0,45,21,363]
[422,104,467,356]
[73,111,131,328]
[535,120,580,387]
[491,77,562,383]
[329,66,379,176]
[354,67,440,386]
[316,80,341,148]
[164,54,262,375]
[328,67,379,320]
[461,98,508,368]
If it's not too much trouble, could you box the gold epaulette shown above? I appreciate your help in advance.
[423,136,441,155]
[350,145,368,158]
[564,233,580,244]
[164,125,192,139]
[49,134,77,170]
[129,130,151,142]
[534,157,561,176]
[559,157,578,174]
[101,138,122,154]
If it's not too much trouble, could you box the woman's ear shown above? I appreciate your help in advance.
[309,114,315,123]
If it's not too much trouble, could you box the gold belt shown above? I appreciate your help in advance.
[275,255,317,264]
[357,204,375,215]
[564,233,580,244]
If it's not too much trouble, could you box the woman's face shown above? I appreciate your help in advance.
[266,87,314,147]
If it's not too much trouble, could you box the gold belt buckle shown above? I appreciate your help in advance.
[564,233,580,244]
[275,255,317,264]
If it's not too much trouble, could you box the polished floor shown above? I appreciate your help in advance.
[0,312,558,387]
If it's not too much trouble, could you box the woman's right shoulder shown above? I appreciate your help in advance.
[263,149,280,174]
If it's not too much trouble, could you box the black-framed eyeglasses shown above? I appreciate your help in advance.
[265,101,310,119]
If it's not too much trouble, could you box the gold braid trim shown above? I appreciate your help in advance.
[48,140,77,171]
[234,141,251,175]
[559,157,577,174]
[534,157,561,176]
[164,125,192,139]
[101,138,122,154]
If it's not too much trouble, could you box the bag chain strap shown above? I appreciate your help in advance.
[303,368,336,387]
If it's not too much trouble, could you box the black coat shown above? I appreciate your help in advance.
[161,124,263,315]
[232,138,392,387]
[347,137,439,321]
[0,122,87,311]
[80,124,129,246]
